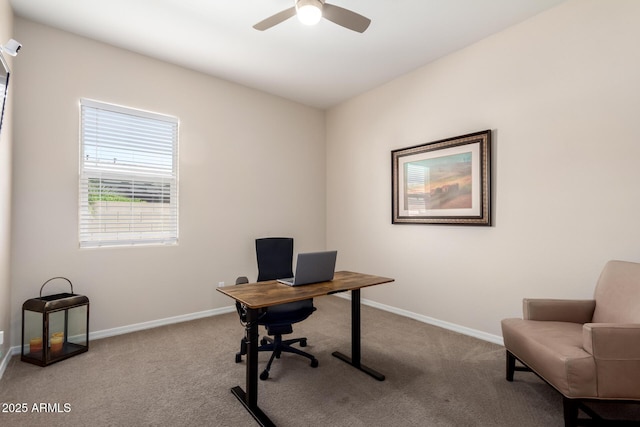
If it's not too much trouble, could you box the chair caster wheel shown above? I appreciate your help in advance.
[300,339,307,347]
[260,370,269,380]
[235,354,242,363]
[260,337,268,345]
[310,358,319,368]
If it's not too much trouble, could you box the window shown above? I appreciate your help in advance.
[79,99,178,247]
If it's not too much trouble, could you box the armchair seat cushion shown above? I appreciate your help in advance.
[502,318,596,398]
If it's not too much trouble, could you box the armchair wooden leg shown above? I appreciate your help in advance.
[562,397,579,427]
[506,350,516,382]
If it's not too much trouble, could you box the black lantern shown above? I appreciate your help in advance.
[21,277,89,366]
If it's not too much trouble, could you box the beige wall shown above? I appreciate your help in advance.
[7,1,640,349]
[9,19,326,345]
[326,0,640,338]
[0,0,14,363]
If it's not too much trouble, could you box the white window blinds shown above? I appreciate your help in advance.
[79,99,179,247]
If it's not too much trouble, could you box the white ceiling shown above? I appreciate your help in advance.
[10,0,566,109]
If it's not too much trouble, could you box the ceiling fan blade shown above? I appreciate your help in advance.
[253,7,297,31]
[323,3,371,33]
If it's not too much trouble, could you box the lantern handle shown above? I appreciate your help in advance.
[40,276,74,297]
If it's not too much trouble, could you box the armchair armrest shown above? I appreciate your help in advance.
[583,323,640,358]
[523,298,595,323]
[582,323,640,398]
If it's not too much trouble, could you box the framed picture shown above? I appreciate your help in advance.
[391,130,491,226]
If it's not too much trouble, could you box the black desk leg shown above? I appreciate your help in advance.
[231,308,276,427]
[332,289,385,381]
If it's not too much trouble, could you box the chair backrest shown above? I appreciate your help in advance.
[592,260,640,323]
[256,237,294,281]
[255,237,314,318]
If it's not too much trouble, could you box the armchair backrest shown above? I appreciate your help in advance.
[592,260,640,323]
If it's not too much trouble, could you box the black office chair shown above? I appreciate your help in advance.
[235,237,318,380]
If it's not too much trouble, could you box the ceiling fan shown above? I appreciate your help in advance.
[253,0,371,33]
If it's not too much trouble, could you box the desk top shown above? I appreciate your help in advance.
[217,271,394,309]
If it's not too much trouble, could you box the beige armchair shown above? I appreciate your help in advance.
[501,260,640,427]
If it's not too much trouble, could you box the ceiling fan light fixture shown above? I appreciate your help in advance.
[296,0,323,26]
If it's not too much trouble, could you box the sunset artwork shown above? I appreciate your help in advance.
[392,130,491,225]
[404,152,472,212]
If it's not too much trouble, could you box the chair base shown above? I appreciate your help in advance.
[505,350,640,427]
[235,334,318,380]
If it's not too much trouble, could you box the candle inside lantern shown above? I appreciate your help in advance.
[50,333,63,354]
[30,337,43,354]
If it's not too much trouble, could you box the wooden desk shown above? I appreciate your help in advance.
[217,271,394,427]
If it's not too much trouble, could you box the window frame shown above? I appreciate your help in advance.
[78,98,179,248]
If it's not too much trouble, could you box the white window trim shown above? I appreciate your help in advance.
[79,98,179,248]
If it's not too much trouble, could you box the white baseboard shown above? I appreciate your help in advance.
[333,293,504,346]
[1,298,503,382]
[0,347,12,380]
[88,306,236,341]
[2,306,237,370]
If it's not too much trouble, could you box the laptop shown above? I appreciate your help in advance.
[277,250,337,286]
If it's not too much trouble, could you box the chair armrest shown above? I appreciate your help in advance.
[523,298,595,323]
[583,323,640,358]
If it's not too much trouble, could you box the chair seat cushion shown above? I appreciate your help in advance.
[502,318,596,398]
[259,302,316,329]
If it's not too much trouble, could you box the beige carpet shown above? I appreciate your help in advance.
[0,296,637,426]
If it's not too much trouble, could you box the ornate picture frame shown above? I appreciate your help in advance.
[391,130,491,226]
